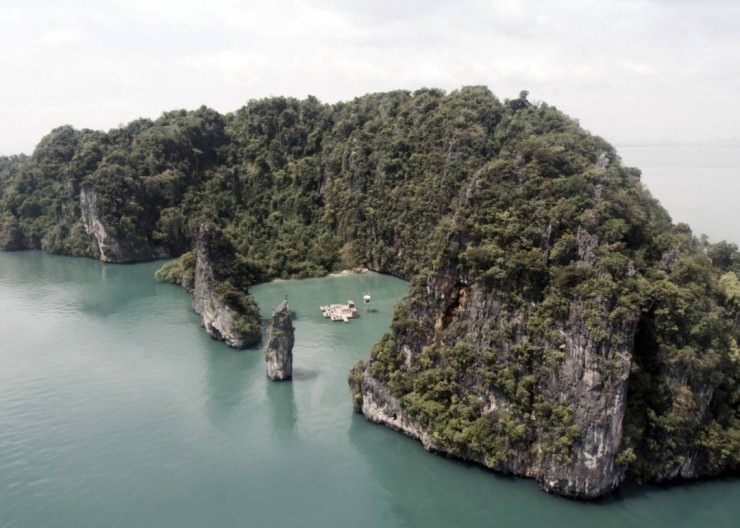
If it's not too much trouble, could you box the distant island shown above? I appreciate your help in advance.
[0,87,737,498]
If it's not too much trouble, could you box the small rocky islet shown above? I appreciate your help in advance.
[264,299,294,381]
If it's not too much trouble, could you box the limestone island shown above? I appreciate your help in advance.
[1,87,737,499]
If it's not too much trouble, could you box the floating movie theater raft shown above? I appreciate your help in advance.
[320,300,359,322]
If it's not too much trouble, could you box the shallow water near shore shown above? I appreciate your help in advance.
[0,251,737,527]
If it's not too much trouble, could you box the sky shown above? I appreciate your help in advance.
[1,0,739,155]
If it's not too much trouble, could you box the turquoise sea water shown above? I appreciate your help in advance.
[0,251,737,527]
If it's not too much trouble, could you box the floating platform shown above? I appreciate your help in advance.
[320,300,359,322]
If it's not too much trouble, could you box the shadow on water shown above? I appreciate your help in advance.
[202,340,258,421]
[347,413,645,528]
[347,415,544,528]
[0,250,100,285]
[347,413,740,528]
[616,474,740,500]
[266,379,297,435]
[0,251,175,321]
[291,367,320,381]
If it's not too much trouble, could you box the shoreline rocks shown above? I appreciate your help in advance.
[191,223,261,349]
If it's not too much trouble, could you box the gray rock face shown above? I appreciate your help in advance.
[349,153,655,499]
[357,370,437,450]
[535,298,634,498]
[192,223,261,349]
[353,274,636,499]
[80,186,124,262]
[265,300,294,380]
[80,185,168,262]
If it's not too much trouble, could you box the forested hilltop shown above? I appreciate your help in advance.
[0,87,737,498]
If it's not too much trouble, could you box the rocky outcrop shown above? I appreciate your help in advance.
[349,153,677,500]
[355,370,437,450]
[192,223,261,348]
[80,185,168,262]
[353,270,636,499]
[264,300,294,380]
[0,214,24,250]
[80,186,121,261]
[349,139,735,499]
[535,297,635,498]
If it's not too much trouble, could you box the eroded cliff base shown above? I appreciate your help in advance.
[191,223,261,349]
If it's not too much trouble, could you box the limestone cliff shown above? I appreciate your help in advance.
[80,185,167,262]
[354,368,438,451]
[80,185,125,262]
[351,273,634,498]
[350,146,739,499]
[265,300,294,380]
[192,223,261,349]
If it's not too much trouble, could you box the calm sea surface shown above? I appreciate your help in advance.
[0,251,737,527]
[618,145,740,244]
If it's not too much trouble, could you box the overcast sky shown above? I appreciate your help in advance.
[1,0,739,155]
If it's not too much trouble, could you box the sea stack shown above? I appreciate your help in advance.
[265,300,294,381]
[191,223,262,349]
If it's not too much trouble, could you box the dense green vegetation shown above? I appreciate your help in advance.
[0,88,512,274]
[0,87,737,487]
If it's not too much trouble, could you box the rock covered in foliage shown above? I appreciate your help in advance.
[79,185,167,262]
[265,300,294,380]
[79,185,121,261]
[1,87,738,498]
[192,223,261,348]
[348,98,739,498]
[350,258,635,498]
[0,215,24,250]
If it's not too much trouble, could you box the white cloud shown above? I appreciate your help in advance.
[38,28,87,46]
[181,50,267,86]
[1,0,740,154]
[617,61,652,77]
